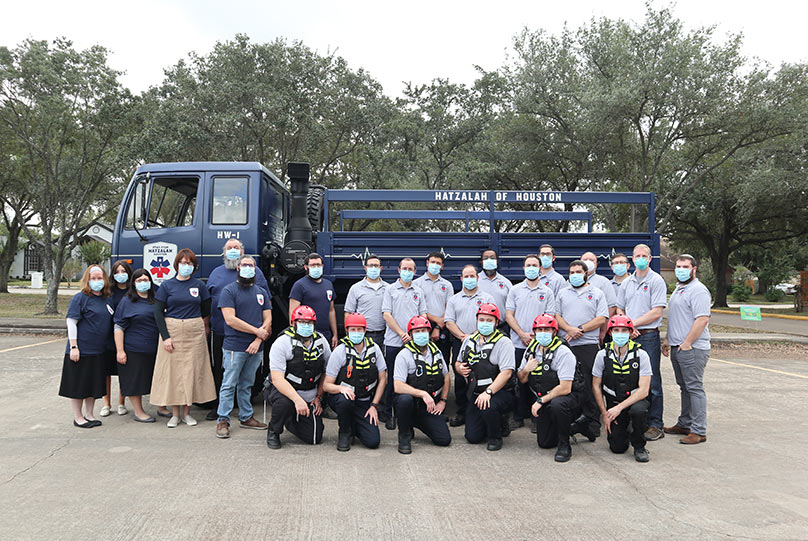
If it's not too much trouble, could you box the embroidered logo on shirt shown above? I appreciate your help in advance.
[441,285,446,291]
[539,295,545,301]
[106,304,114,315]
[498,283,505,289]
[327,290,333,301]
[413,294,419,302]
[190,288,199,298]
[476,299,482,305]
[643,285,649,291]
[257,294,264,306]
[587,294,593,300]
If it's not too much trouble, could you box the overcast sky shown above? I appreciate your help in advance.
[3,1,806,96]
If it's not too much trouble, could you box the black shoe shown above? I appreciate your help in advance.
[634,447,650,463]
[530,421,537,434]
[74,419,93,429]
[501,417,511,438]
[322,405,338,420]
[205,410,218,421]
[84,417,102,427]
[571,421,598,442]
[378,411,389,423]
[385,417,397,431]
[337,432,352,452]
[398,433,412,454]
[487,438,503,451]
[266,431,281,449]
[509,418,525,430]
[554,442,572,462]
[449,414,465,427]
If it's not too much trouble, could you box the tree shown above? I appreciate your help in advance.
[77,241,110,266]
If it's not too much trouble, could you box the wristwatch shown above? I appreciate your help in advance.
[485,388,493,396]
[370,402,379,408]
[70,345,78,350]
[437,397,446,403]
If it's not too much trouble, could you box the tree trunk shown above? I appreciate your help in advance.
[712,256,730,308]
[0,220,21,293]
[41,235,64,315]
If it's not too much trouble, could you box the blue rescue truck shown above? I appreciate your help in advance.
[111,161,660,331]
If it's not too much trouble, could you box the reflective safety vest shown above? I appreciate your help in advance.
[525,336,585,395]
[461,329,510,398]
[283,327,325,391]
[601,340,642,400]
[335,336,380,400]
[404,340,445,399]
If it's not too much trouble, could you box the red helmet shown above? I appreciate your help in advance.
[607,314,634,332]
[476,303,501,322]
[532,313,558,331]
[344,313,367,329]
[407,315,431,333]
[291,305,317,323]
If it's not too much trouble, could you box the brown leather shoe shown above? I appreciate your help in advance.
[216,420,230,439]
[240,417,268,430]
[663,424,690,435]
[680,432,706,444]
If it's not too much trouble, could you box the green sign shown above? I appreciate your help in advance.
[740,306,762,321]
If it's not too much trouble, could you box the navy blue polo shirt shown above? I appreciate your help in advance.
[218,282,272,351]
[154,277,210,319]
[65,292,114,355]
[289,275,335,339]
[113,295,160,353]
[207,264,269,335]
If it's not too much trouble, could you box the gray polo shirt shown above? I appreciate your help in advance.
[393,345,448,382]
[413,274,454,319]
[556,284,609,346]
[667,278,712,349]
[445,289,495,336]
[345,278,389,332]
[269,333,332,402]
[459,334,516,372]
[477,272,513,315]
[588,273,618,308]
[505,280,556,347]
[538,268,567,296]
[326,342,387,400]
[593,347,653,378]
[610,276,626,296]
[518,343,577,381]
[616,269,668,329]
[382,280,428,347]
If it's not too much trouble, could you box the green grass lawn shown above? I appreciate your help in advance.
[0,293,68,318]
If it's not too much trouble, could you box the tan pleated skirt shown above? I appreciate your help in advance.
[150,317,216,406]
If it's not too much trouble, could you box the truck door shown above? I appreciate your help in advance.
[202,172,255,276]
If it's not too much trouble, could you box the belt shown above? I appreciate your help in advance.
[637,328,659,335]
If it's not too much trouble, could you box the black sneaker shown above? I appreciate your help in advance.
[205,410,218,421]
[570,421,598,442]
[449,414,465,427]
[487,438,503,451]
[266,431,281,449]
[530,421,538,434]
[321,405,338,420]
[509,418,525,430]
[501,416,511,438]
[398,433,412,454]
[385,417,397,431]
[554,442,572,462]
[337,431,351,452]
[634,447,650,463]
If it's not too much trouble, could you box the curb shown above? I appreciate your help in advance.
[0,327,66,336]
[711,308,808,321]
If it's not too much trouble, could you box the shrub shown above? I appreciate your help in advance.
[731,284,752,302]
[764,288,785,302]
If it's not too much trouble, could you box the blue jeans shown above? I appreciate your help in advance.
[217,349,262,422]
[635,331,663,429]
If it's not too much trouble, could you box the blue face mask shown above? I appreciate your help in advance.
[239,266,256,279]
[540,255,553,269]
[569,273,585,287]
[412,331,430,347]
[113,272,128,284]
[634,257,649,271]
[675,268,693,282]
[348,331,365,345]
[178,263,194,277]
[225,248,241,261]
[399,269,414,283]
[308,266,323,279]
[611,332,630,347]
[296,322,314,337]
[524,267,540,280]
[427,263,442,276]
[477,320,495,336]
[612,263,628,277]
[89,279,105,292]
[482,259,497,271]
[535,331,554,347]
[463,277,477,290]
[366,267,381,280]
[135,281,151,293]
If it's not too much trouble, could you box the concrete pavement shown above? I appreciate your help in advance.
[1,335,807,540]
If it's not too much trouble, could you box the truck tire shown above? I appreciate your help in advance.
[307,184,325,235]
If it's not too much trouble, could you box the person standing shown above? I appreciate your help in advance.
[505,254,556,431]
[477,249,512,321]
[555,260,609,442]
[663,254,712,445]
[344,254,388,349]
[289,253,338,349]
[59,266,113,428]
[266,305,332,449]
[323,313,387,451]
[151,249,217,428]
[580,252,618,316]
[537,244,567,296]
[609,252,631,296]
[413,251,454,369]
[381,257,427,430]
[393,316,452,454]
[101,259,133,417]
[215,256,272,438]
[206,238,269,420]
[444,265,495,427]
[113,269,160,422]
[615,243,668,442]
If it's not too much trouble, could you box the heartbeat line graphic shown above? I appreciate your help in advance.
[345,247,456,262]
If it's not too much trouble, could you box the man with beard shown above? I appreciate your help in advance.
[215,256,272,438]
[205,238,269,420]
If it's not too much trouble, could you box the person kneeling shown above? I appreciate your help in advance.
[392,316,451,454]
[518,314,584,463]
[323,313,387,451]
[592,315,652,463]
[266,305,331,449]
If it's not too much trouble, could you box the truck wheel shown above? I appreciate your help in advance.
[307,184,325,235]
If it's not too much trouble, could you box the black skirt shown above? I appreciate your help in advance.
[58,353,106,399]
[103,349,118,376]
[118,350,157,397]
